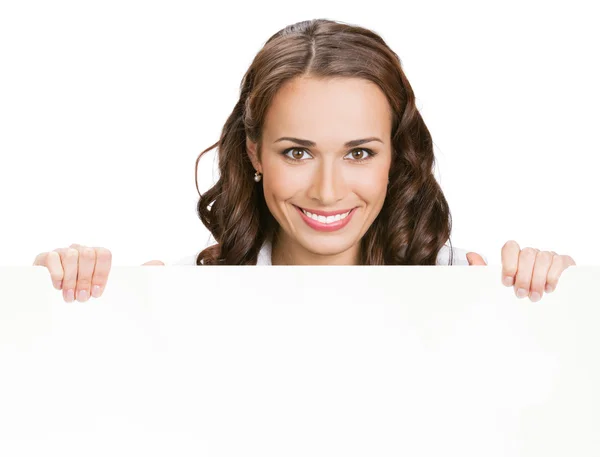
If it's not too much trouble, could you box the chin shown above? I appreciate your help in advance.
[298,234,356,256]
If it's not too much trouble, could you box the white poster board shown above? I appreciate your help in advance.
[0,266,598,456]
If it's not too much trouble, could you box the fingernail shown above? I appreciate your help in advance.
[66,289,75,302]
[545,284,554,293]
[77,290,88,302]
[516,288,528,298]
[503,276,514,287]
[530,292,541,302]
[92,285,101,298]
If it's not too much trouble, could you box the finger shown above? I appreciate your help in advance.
[90,247,112,299]
[50,248,71,288]
[466,252,487,266]
[60,248,79,303]
[501,240,521,286]
[33,252,47,266]
[53,248,71,289]
[545,254,577,293]
[529,251,553,302]
[75,246,96,302]
[513,247,538,299]
[142,260,165,266]
[33,251,65,290]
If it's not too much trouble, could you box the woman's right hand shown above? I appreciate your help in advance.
[33,243,112,303]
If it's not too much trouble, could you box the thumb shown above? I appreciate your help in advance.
[466,252,487,266]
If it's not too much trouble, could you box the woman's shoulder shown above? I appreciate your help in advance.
[169,244,487,266]
[170,252,201,266]
[169,241,270,265]
[436,244,487,265]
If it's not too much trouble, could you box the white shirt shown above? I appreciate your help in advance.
[171,239,486,266]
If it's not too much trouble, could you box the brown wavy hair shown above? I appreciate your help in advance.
[194,18,456,265]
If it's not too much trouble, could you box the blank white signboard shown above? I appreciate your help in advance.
[0,266,598,456]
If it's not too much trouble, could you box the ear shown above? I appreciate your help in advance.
[246,136,262,173]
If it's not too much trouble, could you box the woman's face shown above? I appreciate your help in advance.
[247,76,393,263]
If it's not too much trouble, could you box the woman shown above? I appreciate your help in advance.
[33,19,575,303]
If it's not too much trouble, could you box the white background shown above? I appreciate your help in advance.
[1,0,598,266]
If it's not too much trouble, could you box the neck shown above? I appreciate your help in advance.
[270,230,361,265]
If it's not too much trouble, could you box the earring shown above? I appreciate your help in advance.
[254,171,262,182]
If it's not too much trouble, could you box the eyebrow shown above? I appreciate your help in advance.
[274,136,383,148]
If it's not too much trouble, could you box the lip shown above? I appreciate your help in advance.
[294,205,357,232]
[295,206,356,217]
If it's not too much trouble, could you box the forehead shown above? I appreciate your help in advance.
[263,77,392,142]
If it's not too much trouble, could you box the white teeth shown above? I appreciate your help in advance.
[301,208,351,224]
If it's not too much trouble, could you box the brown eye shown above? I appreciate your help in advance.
[282,148,312,161]
[344,148,374,161]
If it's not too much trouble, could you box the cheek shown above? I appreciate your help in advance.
[348,166,389,203]
[262,162,306,203]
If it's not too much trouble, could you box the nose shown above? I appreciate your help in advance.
[307,160,347,206]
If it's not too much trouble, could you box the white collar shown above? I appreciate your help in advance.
[256,238,273,265]
[254,237,469,265]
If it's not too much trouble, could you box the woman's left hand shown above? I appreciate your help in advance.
[466,240,576,302]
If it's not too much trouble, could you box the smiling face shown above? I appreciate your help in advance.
[247,76,394,265]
